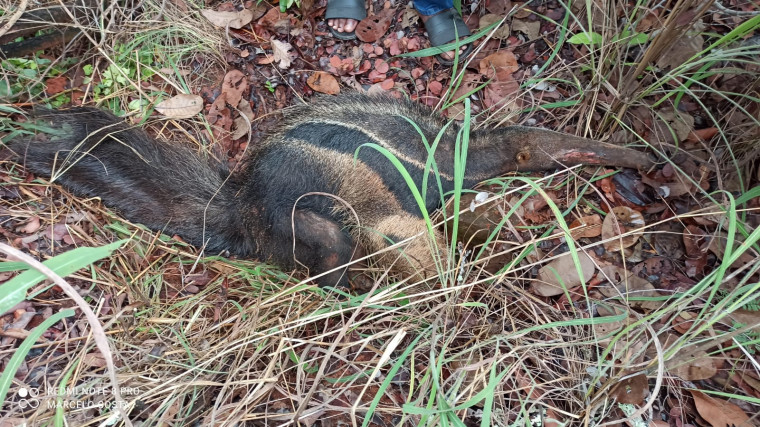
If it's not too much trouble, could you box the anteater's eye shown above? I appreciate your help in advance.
[516,150,531,163]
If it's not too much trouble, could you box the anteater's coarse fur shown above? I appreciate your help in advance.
[10,93,653,287]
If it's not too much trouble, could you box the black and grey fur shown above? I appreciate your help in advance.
[10,94,652,287]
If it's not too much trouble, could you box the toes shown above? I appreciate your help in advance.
[439,46,467,61]
[328,18,358,33]
[344,19,358,32]
[329,18,344,31]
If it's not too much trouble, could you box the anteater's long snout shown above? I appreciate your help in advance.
[469,126,655,175]
[549,138,656,171]
[523,127,655,171]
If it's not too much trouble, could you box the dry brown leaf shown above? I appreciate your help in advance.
[231,99,255,140]
[533,251,596,297]
[707,231,757,269]
[486,0,512,14]
[652,225,685,259]
[687,127,719,143]
[682,225,708,276]
[206,70,247,134]
[374,59,390,73]
[512,18,540,40]
[479,51,518,81]
[662,180,696,198]
[445,192,503,245]
[609,373,649,405]
[669,348,718,381]
[513,2,532,18]
[479,14,510,40]
[444,72,482,120]
[727,309,760,334]
[738,372,760,394]
[155,94,204,119]
[307,72,340,95]
[401,3,419,28]
[162,398,182,422]
[428,80,443,96]
[671,311,697,334]
[201,8,254,29]
[689,390,752,427]
[258,7,289,30]
[21,216,41,234]
[482,77,520,114]
[655,109,694,143]
[366,82,387,96]
[592,305,629,339]
[598,265,662,311]
[256,55,275,65]
[656,33,704,71]
[271,39,293,69]
[514,370,564,427]
[569,214,602,239]
[636,10,660,32]
[640,171,696,199]
[82,352,108,368]
[602,206,645,252]
[249,2,268,21]
[45,76,68,95]
[221,70,247,105]
[237,99,254,121]
[356,9,394,43]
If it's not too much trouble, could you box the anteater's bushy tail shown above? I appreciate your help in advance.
[10,108,255,256]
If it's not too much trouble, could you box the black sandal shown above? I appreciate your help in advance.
[422,8,473,66]
[325,0,367,40]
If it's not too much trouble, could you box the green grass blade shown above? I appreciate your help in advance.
[395,20,501,59]
[54,360,79,427]
[0,240,127,314]
[0,262,31,272]
[0,308,76,406]
[362,331,427,427]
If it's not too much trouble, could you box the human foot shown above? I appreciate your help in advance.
[419,8,473,65]
[325,0,366,40]
[327,18,359,36]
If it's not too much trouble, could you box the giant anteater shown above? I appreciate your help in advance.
[10,93,652,287]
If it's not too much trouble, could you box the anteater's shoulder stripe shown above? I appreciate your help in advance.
[322,119,456,182]
[281,138,407,226]
[262,127,451,217]
[283,119,456,183]
[301,95,450,136]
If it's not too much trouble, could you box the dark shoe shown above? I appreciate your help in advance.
[325,0,367,40]
[422,8,473,66]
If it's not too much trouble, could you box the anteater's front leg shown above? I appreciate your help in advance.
[357,212,447,284]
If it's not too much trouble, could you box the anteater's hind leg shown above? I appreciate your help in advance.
[267,209,354,288]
